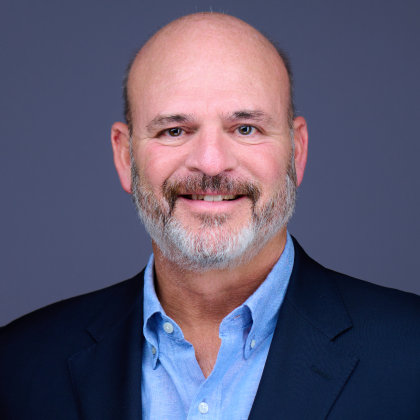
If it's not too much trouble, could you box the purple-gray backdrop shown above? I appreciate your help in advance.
[1,0,419,326]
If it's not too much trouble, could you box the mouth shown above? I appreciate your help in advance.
[181,194,242,202]
[162,174,261,210]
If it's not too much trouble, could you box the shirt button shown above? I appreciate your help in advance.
[250,339,256,349]
[198,402,209,414]
[151,346,156,355]
[163,322,174,334]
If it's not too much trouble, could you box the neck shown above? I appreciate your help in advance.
[152,228,288,328]
[152,227,288,377]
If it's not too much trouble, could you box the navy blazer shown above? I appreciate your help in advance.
[1,237,420,419]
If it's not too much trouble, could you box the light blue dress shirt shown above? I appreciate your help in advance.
[141,232,294,420]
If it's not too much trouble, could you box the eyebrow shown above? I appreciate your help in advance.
[146,114,195,132]
[226,109,275,126]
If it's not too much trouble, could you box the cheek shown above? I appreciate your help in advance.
[240,144,291,192]
[139,143,185,191]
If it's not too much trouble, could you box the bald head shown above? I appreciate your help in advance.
[123,13,294,135]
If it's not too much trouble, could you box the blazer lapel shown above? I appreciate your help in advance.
[68,272,145,420]
[249,238,359,420]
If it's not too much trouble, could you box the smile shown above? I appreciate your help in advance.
[184,194,240,201]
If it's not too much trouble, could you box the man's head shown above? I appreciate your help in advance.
[111,13,308,271]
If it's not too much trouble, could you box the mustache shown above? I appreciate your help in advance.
[162,174,262,210]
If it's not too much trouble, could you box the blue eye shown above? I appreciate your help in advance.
[237,125,255,135]
[167,127,183,137]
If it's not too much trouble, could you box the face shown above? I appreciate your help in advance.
[112,19,308,271]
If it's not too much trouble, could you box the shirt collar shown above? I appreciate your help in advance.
[143,254,161,366]
[143,232,294,360]
[143,253,160,323]
[241,232,294,358]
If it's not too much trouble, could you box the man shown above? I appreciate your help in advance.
[1,12,420,420]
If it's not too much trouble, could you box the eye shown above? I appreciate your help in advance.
[237,125,257,135]
[167,127,183,137]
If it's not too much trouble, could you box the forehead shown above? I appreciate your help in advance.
[128,17,289,125]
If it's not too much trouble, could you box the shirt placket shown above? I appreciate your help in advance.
[186,313,249,420]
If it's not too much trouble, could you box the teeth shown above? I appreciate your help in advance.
[190,194,239,201]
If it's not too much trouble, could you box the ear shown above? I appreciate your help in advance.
[111,122,132,194]
[292,116,309,187]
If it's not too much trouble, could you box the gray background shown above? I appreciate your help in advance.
[1,0,419,326]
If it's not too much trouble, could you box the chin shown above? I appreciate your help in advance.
[151,217,273,272]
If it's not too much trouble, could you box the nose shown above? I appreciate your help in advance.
[184,128,238,176]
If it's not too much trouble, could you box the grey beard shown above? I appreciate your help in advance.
[130,143,297,271]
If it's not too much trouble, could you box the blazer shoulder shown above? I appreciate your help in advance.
[328,269,420,356]
[291,236,420,320]
[0,270,145,351]
[330,269,420,320]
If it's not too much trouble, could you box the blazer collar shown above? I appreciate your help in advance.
[68,271,145,420]
[248,237,358,420]
[286,236,353,339]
